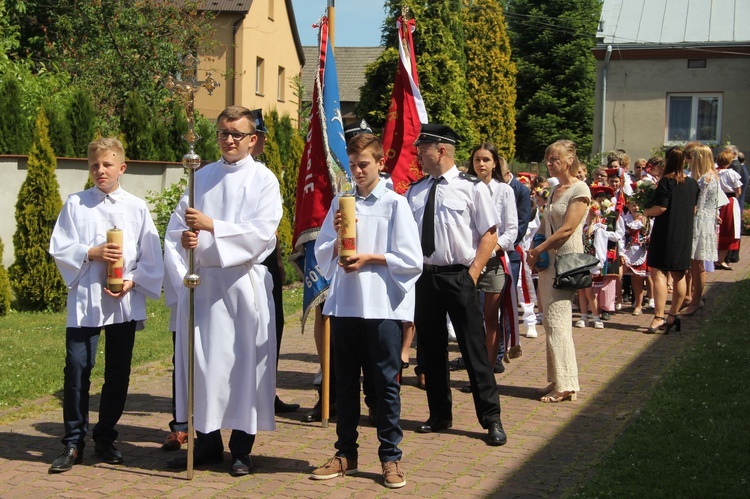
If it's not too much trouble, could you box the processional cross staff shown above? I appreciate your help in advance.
[165,54,219,480]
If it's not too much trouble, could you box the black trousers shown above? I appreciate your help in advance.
[261,246,285,368]
[415,269,501,428]
[196,429,255,457]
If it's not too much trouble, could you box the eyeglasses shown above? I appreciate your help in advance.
[217,130,253,141]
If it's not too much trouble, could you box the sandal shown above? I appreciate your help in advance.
[541,390,577,403]
[645,316,665,334]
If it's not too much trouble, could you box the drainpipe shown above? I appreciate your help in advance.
[600,44,612,155]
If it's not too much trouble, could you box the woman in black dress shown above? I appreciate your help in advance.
[643,147,699,334]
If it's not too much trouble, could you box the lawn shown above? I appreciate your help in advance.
[0,284,303,423]
[570,278,750,497]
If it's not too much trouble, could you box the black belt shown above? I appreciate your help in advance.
[423,264,468,273]
[725,192,736,198]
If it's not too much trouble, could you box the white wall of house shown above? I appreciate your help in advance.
[0,156,186,267]
[594,56,750,162]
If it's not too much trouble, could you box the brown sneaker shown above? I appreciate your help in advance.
[310,455,358,480]
[381,460,406,488]
[161,431,188,451]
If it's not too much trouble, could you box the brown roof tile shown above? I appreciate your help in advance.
[301,46,384,103]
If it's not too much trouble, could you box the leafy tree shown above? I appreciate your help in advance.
[146,176,187,242]
[67,87,97,157]
[507,0,601,161]
[8,109,66,311]
[358,0,476,158]
[464,0,517,160]
[47,0,217,130]
[0,77,31,154]
[0,238,11,316]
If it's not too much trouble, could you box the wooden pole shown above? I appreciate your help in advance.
[327,0,335,52]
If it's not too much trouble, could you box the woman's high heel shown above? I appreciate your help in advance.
[646,316,665,334]
[664,314,681,334]
[681,302,704,317]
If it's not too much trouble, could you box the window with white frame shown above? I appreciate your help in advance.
[666,93,722,143]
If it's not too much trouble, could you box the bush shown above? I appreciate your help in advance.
[146,176,187,242]
[0,238,11,316]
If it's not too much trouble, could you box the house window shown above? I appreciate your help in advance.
[277,66,286,102]
[256,57,265,96]
[666,94,722,143]
[268,0,274,20]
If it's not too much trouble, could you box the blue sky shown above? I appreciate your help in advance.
[290,0,386,47]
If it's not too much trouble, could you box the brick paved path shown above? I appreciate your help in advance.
[1,238,747,498]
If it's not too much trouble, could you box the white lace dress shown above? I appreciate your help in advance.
[538,181,590,393]
[692,174,719,261]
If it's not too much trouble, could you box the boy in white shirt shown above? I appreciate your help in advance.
[48,138,164,473]
[311,133,422,489]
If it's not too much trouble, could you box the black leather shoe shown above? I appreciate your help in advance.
[230,454,252,476]
[49,446,82,473]
[302,401,337,423]
[487,421,507,446]
[94,441,123,464]
[275,396,300,414]
[493,362,506,374]
[166,449,224,469]
[416,418,452,433]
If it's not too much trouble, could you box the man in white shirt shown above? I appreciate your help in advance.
[406,124,507,446]
[48,138,164,473]
[311,133,422,488]
[164,106,282,476]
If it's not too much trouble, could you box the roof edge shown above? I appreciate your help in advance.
[286,0,305,67]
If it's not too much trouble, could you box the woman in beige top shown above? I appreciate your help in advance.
[526,140,591,403]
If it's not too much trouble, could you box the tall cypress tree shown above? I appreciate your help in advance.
[67,87,97,158]
[0,238,11,316]
[9,109,66,311]
[122,91,155,160]
[507,0,601,161]
[0,77,31,154]
[358,0,476,158]
[464,0,517,160]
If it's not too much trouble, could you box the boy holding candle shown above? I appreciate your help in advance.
[311,133,422,489]
[48,138,164,473]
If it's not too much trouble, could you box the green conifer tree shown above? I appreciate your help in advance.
[0,77,32,154]
[358,0,476,158]
[122,92,155,160]
[0,238,11,316]
[44,98,75,158]
[8,109,66,311]
[464,0,517,160]
[67,87,97,157]
[194,114,219,163]
[507,0,601,161]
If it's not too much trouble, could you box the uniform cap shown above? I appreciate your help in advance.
[344,119,373,142]
[250,109,268,134]
[414,123,460,145]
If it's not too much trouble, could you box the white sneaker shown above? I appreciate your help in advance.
[647,299,655,309]
[525,324,538,338]
[593,320,604,329]
[615,303,622,311]
[574,319,586,328]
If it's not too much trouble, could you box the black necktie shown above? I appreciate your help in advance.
[421,177,440,256]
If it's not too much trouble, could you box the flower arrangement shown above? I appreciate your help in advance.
[630,179,657,210]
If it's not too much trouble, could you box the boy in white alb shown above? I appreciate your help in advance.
[311,133,422,489]
[48,138,164,473]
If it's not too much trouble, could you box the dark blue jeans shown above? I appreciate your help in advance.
[331,316,403,462]
[62,321,136,449]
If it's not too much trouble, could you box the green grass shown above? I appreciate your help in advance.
[570,278,750,497]
[0,286,303,422]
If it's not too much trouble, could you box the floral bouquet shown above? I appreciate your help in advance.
[630,179,657,210]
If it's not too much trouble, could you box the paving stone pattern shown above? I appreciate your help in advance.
[1,238,747,498]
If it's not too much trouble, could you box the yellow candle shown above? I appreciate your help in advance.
[106,227,124,292]
[338,195,356,263]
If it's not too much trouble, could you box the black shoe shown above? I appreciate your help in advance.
[601,311,611,320]
[275,396,300,414]
[460,383,472,393]
[166,449,224,469]
[230,454,252,476]
[493,362,506,374]
[302,401,337,423]
[416,418,452,434]
[94,441,123,464]
[487,421,507,446]
[49,446,82,473]
[448,357,466,371]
